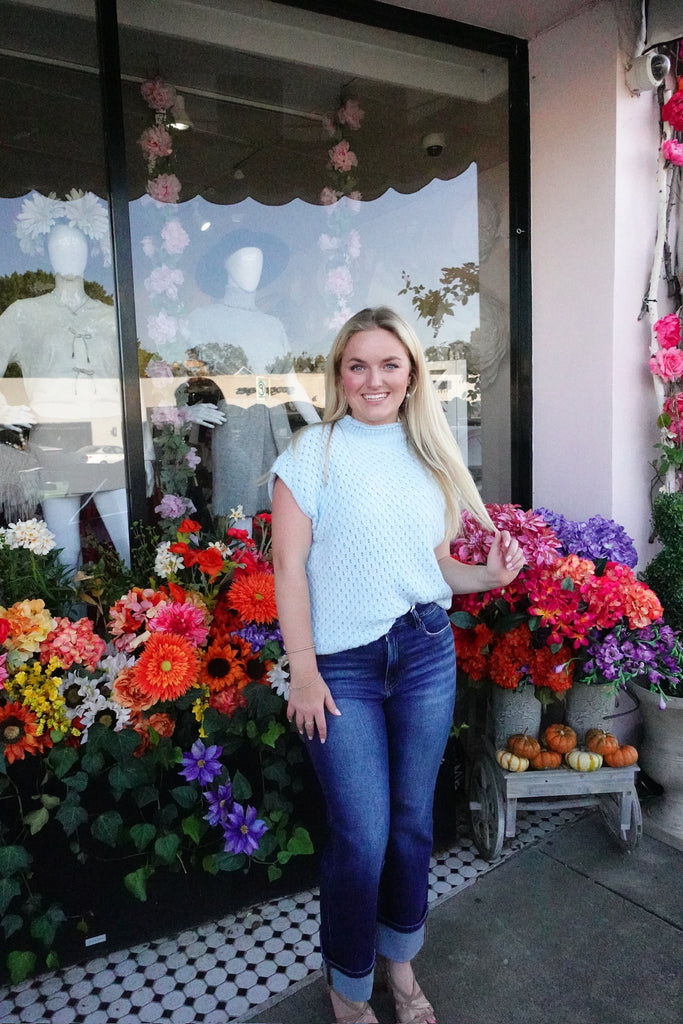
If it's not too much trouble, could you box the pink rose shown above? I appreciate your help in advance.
[663,139,683,166]
[320,187,339,206]
[141,77,177,111]
[147,174,181,204]
[654,313,682,349]
[662,89,683,131]
[336,99,364,131]
[138,125,173,160]
[329,140,358,173]
[663,392,683,441]
[649,347,683,382]
[161,219,190,255]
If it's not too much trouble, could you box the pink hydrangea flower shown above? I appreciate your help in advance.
[138,125,173,160]
[161,219,190,255]
[39,617,106,672]
[336,99,364,130]
[654,313,682,349]
[649,347,683,382]
[141,77,177,111]
[151,406,185,428]
[145,264,184,300]
[147,173,181,204]
[329,140,358,173]
[451,504,561,568]
[663,138,683,166]
[320,187,339,206]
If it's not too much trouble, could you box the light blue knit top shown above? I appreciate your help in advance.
[269,415,452,654]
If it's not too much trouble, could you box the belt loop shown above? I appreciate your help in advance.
[409,604,420,628]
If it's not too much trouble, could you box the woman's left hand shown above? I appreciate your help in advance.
[485,530,526,588]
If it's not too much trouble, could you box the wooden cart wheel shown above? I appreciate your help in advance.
[599,786,642,851]
[468,751,505,861]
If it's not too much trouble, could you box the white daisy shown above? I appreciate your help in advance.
[268,658,290,698]
[15,192,61,254]
[79,693,132,740]
[154,540,184,579]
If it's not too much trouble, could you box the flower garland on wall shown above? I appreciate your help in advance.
[318,98,364,331]
[643,45,683,489]
[139,76,182,204]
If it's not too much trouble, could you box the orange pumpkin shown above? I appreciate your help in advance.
[604,745,638,767]
[530,749,562,770]
[544,723,577,754]
[585,729,619,756]
[508,732,541,759]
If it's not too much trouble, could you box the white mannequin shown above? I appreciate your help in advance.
[0,225,131,570]
[186,244,318,528]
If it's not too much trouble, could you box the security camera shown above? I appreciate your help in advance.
[422,132,445,157]
[625,52,671,93]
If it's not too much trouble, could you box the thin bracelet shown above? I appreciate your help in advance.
[289,672,322,692]
[285,643,316,655]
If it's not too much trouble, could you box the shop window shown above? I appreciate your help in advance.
[119,0,513,530]
[0,1,130,570]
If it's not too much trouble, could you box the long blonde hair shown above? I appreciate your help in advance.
[323,306,494,539]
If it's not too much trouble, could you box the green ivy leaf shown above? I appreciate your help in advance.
[286,826,314,856]
[129,823,156,852]
[46,745,78,779]
[170,785,199,809]
[40,794,61,810]
[0,845,32,876]
[91,810,124,847]
[252,830,278,860]
[124,864,154,902]
[154,833,180,865]
[263,761,290,788]
[159,803,179,828]
[132,784,159,809]
[561,577,575,591]
[212,850,247,873]
[261,639,283,662]
[1,913,22,939]
[0,878,21,916]
[181,814,205,845]
[80,749,105,775]
[55,801,88,837]
[267,864,283,882]
[109,760,150,800]
[260,720,285,748]
[63,770,89,793]
[30,904,66,947]
[231,769,252,802]
[23,807,50,836]
[45,950,61,971]
[6,950,37,985]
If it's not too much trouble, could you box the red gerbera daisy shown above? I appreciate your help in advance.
[132,632,199,703]
[228,573,277,624]
[0,702,50,764]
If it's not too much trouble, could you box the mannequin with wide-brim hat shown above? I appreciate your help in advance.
[187,236,318,526]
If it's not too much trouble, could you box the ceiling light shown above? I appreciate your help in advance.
[170,94,192,130]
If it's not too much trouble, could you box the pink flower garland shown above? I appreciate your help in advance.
[139,76,182,204]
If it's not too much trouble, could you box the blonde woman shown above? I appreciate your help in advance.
[270,307,523,1024]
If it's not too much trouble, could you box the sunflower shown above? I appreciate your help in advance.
[197,640,249,692]
[228,573,277,625]
[132,632,199,703]
[0,702,50,763]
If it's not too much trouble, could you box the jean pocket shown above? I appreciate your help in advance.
[416,603,450,637]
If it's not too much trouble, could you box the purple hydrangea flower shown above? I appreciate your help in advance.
[154,493,197,520]
[235,624,283,652]
[222,802,268,856]
[534,508,638,567]
[179,740,223,786]
[203,782,233,826]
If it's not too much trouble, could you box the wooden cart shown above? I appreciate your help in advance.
[468,736,642,860]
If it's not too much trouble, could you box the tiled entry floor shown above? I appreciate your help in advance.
[0,809,582,1024]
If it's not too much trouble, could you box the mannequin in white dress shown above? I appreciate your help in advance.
[187,244,318,527]
[0,224,131,570]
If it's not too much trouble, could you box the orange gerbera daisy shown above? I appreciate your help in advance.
[0,702,50,763]
[132,633,199,703]
[228,572,277,624]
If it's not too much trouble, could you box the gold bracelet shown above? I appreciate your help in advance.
[289,672,322,692]
[285,643,316,655]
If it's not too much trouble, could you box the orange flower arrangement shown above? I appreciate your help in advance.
[0,702,50,763]
[228,573,277,625]
[132,632,199,702]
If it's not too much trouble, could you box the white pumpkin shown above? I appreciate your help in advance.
[496,748,529,772]
[565,748,603,772]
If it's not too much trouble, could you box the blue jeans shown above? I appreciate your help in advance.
[309,602,456,1002]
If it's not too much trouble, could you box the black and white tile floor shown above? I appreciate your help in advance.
[0,809,581,1024]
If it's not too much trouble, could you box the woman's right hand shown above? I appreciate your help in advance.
[286,674,340,743]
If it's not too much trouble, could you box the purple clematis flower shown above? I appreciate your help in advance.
[203,782,233,826]
[222,802,268,856]
[180,740,223,786]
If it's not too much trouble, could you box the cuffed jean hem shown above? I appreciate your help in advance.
[376,920,425,963]
[326,923,425,1002]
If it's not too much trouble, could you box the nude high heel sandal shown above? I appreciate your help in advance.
[376,957,437,1024]
[328,988,379,1023]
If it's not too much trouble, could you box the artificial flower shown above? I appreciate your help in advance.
[649,347,683,382]
[2,518,55,555]
[161,219,190,254]
[662,87,683,131]
[180,739,223,786]
[112,665,158,712]
[208,686,247,717]
[267,658,289,698]
[198,640,249,692]
[145,264,184,300]
[0,701,48,763]
[203,782,234,826]
[141,77,177,111]
[336,98,364,130]
[154,494,197,520]
[662,138,683,166]
[147,601,210,647]
[147,173,182,204]
[653,312,682,349]
[0,599,57,666]
[221,802,267,856]
[328,139,358,172]
[228,573,278,624]
[132,632,199,702]
[138,125,173,160]
[39,616,106,672]
[147,310,179,346]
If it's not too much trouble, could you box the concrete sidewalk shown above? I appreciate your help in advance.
[243,813,683,1024]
